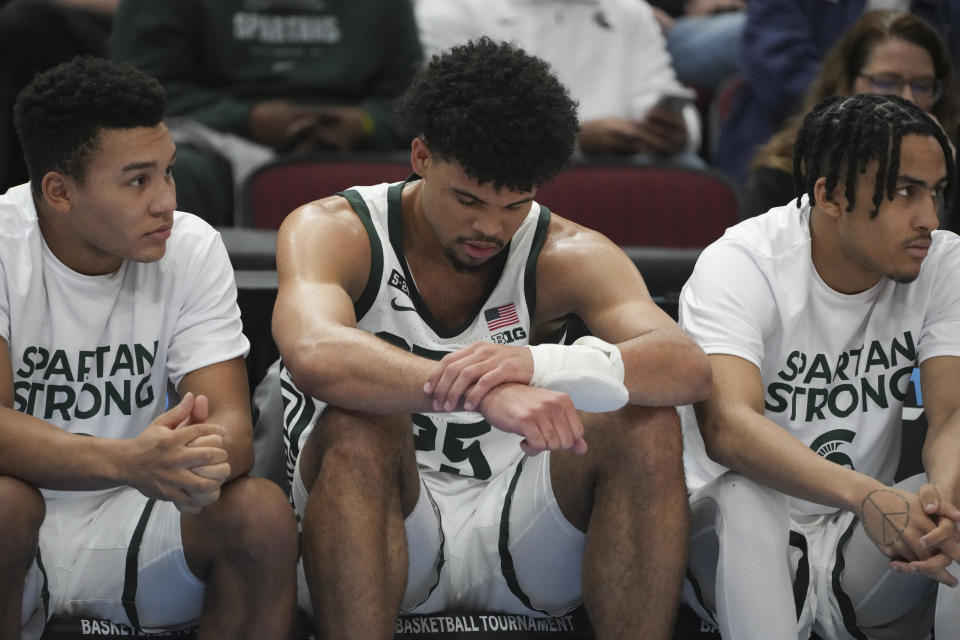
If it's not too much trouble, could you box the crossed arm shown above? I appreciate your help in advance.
[269,202,587,455]
[697,353,960,586]
[422,225,712,448]
[0,337,252,514]
[274,203,710,455]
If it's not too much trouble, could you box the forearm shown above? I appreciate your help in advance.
[212,407,254,481]
[620,328,712,406]
[279,324,436,414]
[923,409,960,505]
[702,406,880,512]
[0,407,127,490]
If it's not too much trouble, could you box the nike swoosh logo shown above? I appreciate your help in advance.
[391,297,417,312]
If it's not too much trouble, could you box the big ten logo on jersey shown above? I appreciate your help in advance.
[375,330,493,479]
[490,326,527,345]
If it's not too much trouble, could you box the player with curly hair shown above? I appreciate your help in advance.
[273,38,711,639]
[2,56,297,639]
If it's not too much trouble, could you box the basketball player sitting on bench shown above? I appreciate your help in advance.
[681,93,960,640]
[272,37,712,640]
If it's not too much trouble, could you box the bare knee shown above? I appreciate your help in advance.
[184,477,297,577]
[588,405,684,480]
[552,406,684,527]
[309,408,412,485]
[0,476,44,565]
[219,478,297,557]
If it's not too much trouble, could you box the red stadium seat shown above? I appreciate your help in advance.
[238,152,411,228]
[534,162,741,248]
[239,156,740,248]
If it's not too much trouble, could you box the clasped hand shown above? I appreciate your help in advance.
[247,99,366,153]
[124,392,231,514]
[861,484,960,586]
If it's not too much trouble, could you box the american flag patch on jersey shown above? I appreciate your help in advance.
[484,303,519,330]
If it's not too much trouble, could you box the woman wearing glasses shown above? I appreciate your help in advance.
[743,10,959,224]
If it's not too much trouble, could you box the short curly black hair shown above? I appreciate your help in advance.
[396,37,579,193]
[794,93,955,216]
[14,56,167,197]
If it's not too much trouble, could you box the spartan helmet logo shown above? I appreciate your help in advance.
[809,429,857,469]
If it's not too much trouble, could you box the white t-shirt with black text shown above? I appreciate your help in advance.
[679,196,960,515]
[0,183,249,445]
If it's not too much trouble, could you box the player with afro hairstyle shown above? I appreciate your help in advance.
[397,36,579,193]
[273,35,709,640]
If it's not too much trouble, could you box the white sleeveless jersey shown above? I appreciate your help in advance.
[281,181,552,482]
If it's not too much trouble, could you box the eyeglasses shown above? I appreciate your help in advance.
[857,73,943,103]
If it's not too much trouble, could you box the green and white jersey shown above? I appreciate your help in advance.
[0,184,249,459]
[281,180,551,483]
[678,196,960,516]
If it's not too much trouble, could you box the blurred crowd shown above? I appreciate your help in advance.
[1,0,958,229]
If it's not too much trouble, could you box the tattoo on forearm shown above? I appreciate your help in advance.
[860,490,910,548]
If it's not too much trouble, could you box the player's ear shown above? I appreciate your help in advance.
[813,176,843,220]
[41,171,73,213]
[410,136,431,177]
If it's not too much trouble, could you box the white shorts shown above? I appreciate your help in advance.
[22,560,46,640]
[293,451,586,617]
[796,510,935,640]
[27,488,204,633]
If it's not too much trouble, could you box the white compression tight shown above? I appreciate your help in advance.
[685,472,944,640]
[686,472,798,639]
[936,569,960,640]
[934,486,960,640]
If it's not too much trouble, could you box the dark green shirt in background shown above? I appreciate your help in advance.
[110,0,423,150]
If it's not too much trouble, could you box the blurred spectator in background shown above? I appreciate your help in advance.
[0,0,116,192]
[744,10,958,229]
[416,0,704,167]
[714,0,960,187]
[648,0,746,91]
[111,0,422,227]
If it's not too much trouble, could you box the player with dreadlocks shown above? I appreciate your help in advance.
[793,93,956,217]
[679,92,960,639]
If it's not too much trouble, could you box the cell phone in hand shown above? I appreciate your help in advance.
[654,90,695,114]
